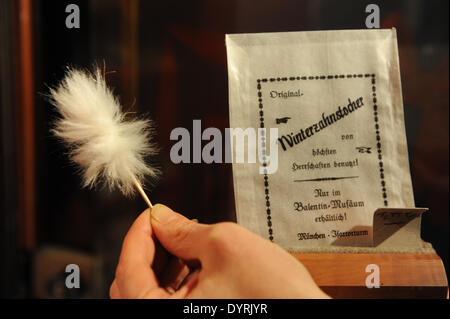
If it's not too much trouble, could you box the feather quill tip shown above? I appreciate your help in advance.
[49,67,160,197]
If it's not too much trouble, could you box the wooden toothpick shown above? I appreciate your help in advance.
[131,174,153,208]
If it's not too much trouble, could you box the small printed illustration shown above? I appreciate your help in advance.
[276,117,291,124]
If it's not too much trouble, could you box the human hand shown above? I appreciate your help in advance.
[110,204,329,299]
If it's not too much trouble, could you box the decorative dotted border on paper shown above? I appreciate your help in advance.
[256,74,388,242]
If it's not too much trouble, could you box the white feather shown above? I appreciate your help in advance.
[50,67,159,197]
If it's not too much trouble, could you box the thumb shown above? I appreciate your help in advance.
[150,204,209,262]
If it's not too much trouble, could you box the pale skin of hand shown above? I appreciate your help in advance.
[110,204,330,299]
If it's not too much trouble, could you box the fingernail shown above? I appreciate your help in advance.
[165,286,176,294]
[150,204,163,223]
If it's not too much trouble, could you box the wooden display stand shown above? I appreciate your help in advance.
[293,253,448,298]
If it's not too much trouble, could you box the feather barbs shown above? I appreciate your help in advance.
[50,67,159,197]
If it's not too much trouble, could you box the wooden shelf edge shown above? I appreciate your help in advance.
[292,253,448,298]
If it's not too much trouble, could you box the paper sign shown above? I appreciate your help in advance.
[226,29,426,251]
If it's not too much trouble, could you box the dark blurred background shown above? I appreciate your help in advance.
[0,0,448,298]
